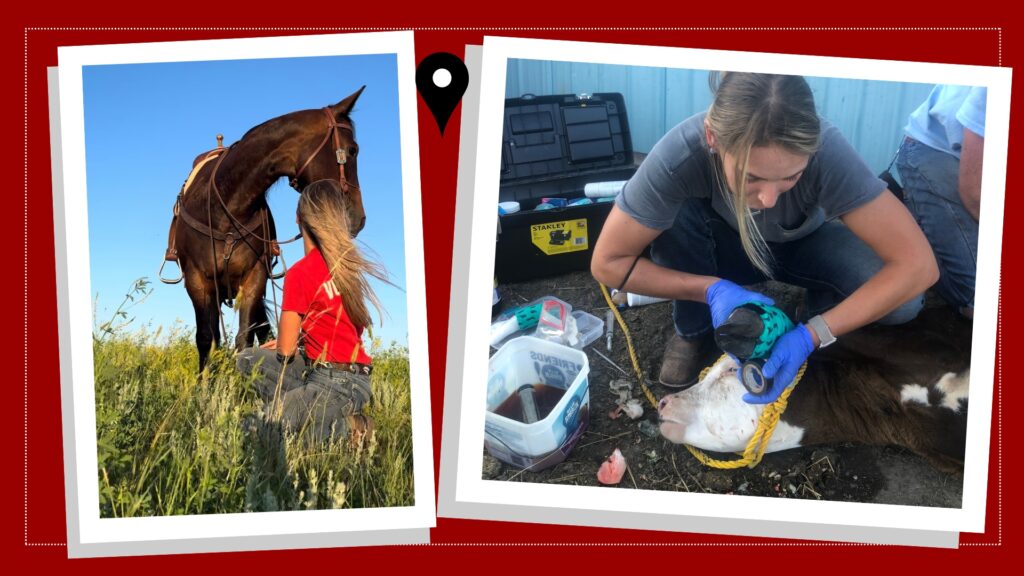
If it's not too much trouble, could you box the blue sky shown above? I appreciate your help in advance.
[83,53,410,348]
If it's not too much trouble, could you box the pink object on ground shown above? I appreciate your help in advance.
[597,448,627,485]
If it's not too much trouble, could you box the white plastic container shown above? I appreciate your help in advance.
[485,337,590,471]
[571,310,604,348]
[489,300,602,350]
[583,180,627,198]
[498,201,521,214]
[489,296,574,350]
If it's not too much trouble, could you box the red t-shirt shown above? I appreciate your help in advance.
[282,248,372,365]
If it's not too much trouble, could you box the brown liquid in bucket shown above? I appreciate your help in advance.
[492,384,566,423]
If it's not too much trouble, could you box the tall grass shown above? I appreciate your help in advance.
[93,282,414,517]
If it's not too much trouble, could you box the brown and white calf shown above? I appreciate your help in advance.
[658,309,971,473]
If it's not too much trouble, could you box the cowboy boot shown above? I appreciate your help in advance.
[658,333,713,389]
[346,413,376,450]
[165,215,179,261]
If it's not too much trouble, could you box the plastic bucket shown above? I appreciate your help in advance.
[485,337,590,471]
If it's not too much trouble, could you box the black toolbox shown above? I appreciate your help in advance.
[495,93,641,284]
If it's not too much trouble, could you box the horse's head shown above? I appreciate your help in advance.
[290,86,367,236]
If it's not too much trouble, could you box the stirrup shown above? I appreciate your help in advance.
[159,258,183,284]
[269,255,287,280]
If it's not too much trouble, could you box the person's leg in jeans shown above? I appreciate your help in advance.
[281,369,373,443]
[897,138,978,317]
[773,221,924,326]
[649,197,764,386]
[236,347,309,404]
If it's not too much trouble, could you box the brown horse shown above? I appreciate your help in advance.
[164,88,367,371]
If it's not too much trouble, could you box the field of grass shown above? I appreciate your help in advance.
[92,282,414,517]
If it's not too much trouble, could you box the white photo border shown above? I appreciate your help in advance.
[441,36,1010,546]
[53,31,435,557]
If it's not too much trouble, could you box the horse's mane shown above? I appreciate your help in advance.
[239,108,356,141]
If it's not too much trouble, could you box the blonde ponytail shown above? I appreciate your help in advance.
[297,179,389,335]
[705,72,820,277]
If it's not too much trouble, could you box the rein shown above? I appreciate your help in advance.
[290,107,361,199]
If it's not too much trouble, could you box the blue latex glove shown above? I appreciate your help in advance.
[743,324,815,404]
[705,279,775,329]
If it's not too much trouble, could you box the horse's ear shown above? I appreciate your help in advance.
[332,86,366,116]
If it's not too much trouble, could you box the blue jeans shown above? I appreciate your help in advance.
[650,197,924,338]
[236,347,372,441]
[896,137,978,311]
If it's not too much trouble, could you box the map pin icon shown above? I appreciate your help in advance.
[415,52,469,135]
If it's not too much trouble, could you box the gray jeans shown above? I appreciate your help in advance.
[236,347,372,442]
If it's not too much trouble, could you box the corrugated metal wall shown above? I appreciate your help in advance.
[505,60,936,173]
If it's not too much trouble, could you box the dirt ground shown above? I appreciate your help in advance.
[484,270,965,508]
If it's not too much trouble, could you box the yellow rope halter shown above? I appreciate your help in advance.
[598,282,806,470]
[599,283,659,409]
[684,354,806,469]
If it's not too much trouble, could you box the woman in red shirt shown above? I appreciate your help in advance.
[237,179,387,443]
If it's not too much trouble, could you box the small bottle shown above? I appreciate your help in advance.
[517,384,540,424]
[584,180,628,198]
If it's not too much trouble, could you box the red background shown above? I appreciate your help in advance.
[3,3,1018,568]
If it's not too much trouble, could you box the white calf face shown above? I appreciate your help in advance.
[657,357,804,453]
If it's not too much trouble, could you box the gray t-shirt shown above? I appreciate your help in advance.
[617,112,886,243]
